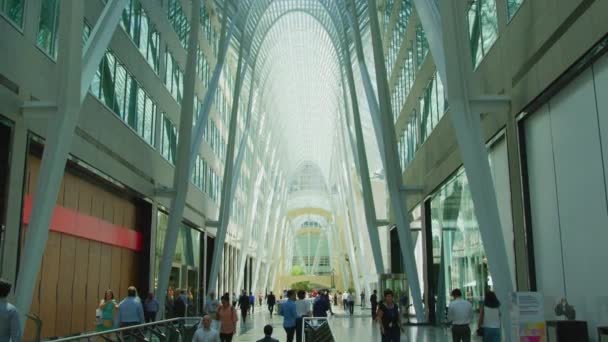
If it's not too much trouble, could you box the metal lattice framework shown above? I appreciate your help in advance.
[14,0,516,335]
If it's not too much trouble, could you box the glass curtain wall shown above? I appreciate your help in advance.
[430,170,489,322]
[155,211,201,316]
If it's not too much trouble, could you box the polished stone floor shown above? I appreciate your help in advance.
[232,303,456,341]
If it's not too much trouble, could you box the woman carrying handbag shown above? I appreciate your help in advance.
[477,291,501,342]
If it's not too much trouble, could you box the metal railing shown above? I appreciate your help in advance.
[47,317,202,342]
[26,313,43,342]
[302,317,334,342]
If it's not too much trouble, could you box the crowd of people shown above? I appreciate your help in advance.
[0,273,502,342]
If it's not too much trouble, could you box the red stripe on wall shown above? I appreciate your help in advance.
[23,195,143,252]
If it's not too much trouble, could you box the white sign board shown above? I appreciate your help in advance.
[511,292,546,342]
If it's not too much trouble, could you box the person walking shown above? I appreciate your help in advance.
[165,287,175,318]
[238,291,250,323]
[312,292,330,318]
[342,291,348,310]
[258,292,264,307]
[249,292,255,314]
[478,291,501,342]
[144,292,159,323]
[279,290,297,342]
[96,289,117,331]
[0,278,21,342]
[295,290,312,342]
[217,295,238,342]
[117,286,144,327]
[376,289,403,342]
[267,291,276,317]
[204,292,221,332]
[399,292,409,321]
[192,315,220,342]
[347,291,355,316]
[256,324,279,342]
[370,290,378,320]
[448,288,473,342]
[174,289,189,317]
[360,291,366,308]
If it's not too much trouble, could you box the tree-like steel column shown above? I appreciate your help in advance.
[235,171,268,292]
[262,208,286,292]
[155,0,200,317]
[207,35,248,294]
[365,0,425,321]
[334,169,362,295]
[252,196,282,293]
[338,40,385,275]
[14,0,128,327]
[435,0,513,338]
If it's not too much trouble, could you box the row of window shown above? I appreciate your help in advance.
[468,0,499,68]
[390,24,428,123]
[199,1,218,57]
[122,0,161,74]
[385,0,525,75]
[165,49,184,103]
[36,0,60,58]
[386,0,412,74]
[397,71,446,170]
[197,47,211,85]
[159,112,177,163]
[90,47,157,147]
[191,154,222,203]
[165,0,190,49]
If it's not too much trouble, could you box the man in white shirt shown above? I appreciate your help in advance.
[204,292,221,332]
[192,315,220,342]
[447,288,473,342]
[342,291,349,310]
[347,292,355,316]
[295,290,312,342]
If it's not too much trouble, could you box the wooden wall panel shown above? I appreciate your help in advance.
[128,252,138,293]
[120,249,131,293]
[85,241,101,333]
[77,178,93,216]
[91,192,104,222]
[23,264,43,341]
[70,238,89,333]
[39,233,61,337]
[26,155,39,194]
[98,244,112,294]
[55,234,76,337]
[24,155,144,338]
[113,197,125,227]
[101,190,114,223]
[62,174,78,210]
[123,199,135,230]
[110,246,123,299]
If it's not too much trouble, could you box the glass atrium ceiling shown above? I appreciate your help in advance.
[211,0,386,283]
[221,0,382,194]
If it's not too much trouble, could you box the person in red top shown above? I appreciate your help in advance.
[217,295,238,342]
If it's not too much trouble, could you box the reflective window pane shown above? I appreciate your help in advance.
[37,0,60,57]
[1,0,24,27]
[507,0,524,20]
